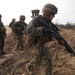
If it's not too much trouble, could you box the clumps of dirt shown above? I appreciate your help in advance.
[0,26,75,75]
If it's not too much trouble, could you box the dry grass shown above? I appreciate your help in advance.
[1,26,75,75]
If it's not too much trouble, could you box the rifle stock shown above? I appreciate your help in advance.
[36,15,75,56]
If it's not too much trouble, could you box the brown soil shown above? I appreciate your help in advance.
[0,26,75,75]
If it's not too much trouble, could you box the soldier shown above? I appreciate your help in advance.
[9,18,16,28]
[0,14,6,55]
[26,3,58,75]
[11,15,27,50]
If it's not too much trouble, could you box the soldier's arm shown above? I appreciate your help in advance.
[11,22,19,30]
[0,22,6,38]
[27,20,44,36]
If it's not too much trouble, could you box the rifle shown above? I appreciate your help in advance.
[36,15,75,56]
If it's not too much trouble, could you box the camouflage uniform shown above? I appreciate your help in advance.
[12,15,27,50]
[0,14,6,55]
[26,3,58,75]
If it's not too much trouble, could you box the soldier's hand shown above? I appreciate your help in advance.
[57,39,64,45]
[43,28,51,36]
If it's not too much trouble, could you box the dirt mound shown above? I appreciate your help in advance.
[0,26,75,75]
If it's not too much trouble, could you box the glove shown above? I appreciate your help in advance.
[57,39,64,45]
[43,28,51,36]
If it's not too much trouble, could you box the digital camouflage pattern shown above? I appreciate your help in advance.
[26,15,53,75]
[26,3,59,75]
[12,20,27,50]
[42,3,58,15]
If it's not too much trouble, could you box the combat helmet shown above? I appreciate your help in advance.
[42,3,58,15]
[20,15,25,20]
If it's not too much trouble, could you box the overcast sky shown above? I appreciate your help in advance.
[0,0,75,25]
